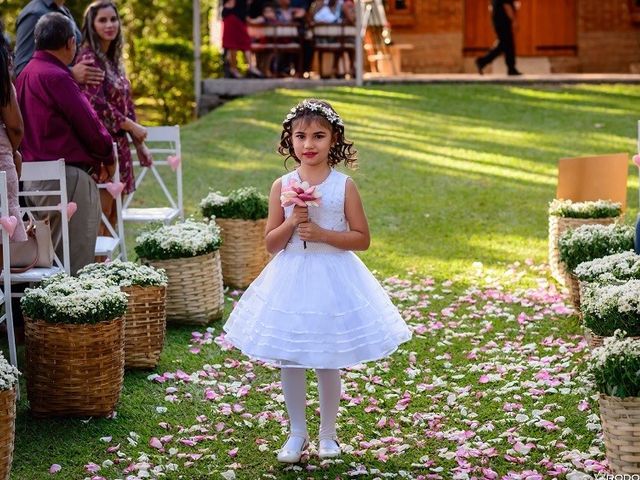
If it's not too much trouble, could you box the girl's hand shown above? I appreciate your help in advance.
[288,205,308,226]
[297,221,325,243]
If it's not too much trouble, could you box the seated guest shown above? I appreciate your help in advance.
[14,0,104,85]
[313,0,344,23]
[276,0,306,22]
[15,12,114,275]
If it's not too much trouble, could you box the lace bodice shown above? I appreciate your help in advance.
[282,169,349,250]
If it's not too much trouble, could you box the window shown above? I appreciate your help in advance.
[385,0,415,26]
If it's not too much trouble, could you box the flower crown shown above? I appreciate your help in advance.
[283,100,344,127]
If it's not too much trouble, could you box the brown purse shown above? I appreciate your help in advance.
[8,219,55,273]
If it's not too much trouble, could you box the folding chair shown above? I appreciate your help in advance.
[312,22,356,78]
[0,172,17,370]
[12,159,71,285]
[123,126,184,225]
[95,146,126,260]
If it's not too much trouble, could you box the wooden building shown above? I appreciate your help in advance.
[384,0,640,73]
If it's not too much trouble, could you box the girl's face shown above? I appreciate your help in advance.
[291,118,334,167]
[93,6,119,43]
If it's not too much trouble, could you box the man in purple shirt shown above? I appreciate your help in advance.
[16,12,115,275]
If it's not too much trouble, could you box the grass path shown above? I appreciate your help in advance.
[10,84,640,479]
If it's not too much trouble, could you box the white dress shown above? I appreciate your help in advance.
[223,169,412,369]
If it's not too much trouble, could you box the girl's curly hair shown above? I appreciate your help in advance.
[278,99,357,170]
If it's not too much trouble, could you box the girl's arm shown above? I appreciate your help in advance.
[265,178,309,254]
[298,178,370,251]
[0,85,24,151]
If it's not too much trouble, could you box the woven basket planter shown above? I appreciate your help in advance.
[143,251,224,325]
[217,218,269,288]
[549,215,622,285]
[565,272,582,310]
[0,388,16,480]
[122,285,167,369]
[586,331,640,349]
[599,394,640,473]
[24,317,124,418]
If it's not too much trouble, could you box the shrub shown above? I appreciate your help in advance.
[548,199,622,219]
[558,224,634,272]
[581,280,640,337]
[587,331,640,397]
[574,251,640,283]
[78,261,168,288]
[200,187,269,220]
[21,275,128,325]
[135,220,222,260]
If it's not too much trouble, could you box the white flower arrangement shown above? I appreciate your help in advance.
[549,199,622,219]
[78,261,168,288]
[581,280,640,336]
[199,192,228,210]
[134,219,222,261]
[0,351,19,390]
[587,330,640,397]
[558,223,635,272]
[21,274,128,325]
[574,251,640,283]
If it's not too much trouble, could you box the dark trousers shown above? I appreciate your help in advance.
[478,20,516,73]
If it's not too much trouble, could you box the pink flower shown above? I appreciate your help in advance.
[280,180,322,207]
[49,464,62,474]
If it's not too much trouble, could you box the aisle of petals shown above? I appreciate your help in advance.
[75,261,605,480]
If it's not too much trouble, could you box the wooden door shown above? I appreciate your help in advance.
[463,0,576,56]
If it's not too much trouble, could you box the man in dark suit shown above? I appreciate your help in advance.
[475,0,521,76]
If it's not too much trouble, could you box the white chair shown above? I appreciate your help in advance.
[0,172,17,370]
[123,125,184,225]
[95,146,127,260]
[12,159,70,284]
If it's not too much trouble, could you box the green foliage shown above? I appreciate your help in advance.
[558,224,635,272]
[130,37,223,125]
[20,274,128,325]
[200,187,269,220]
[134,220,222,260]
[548,199,622,219]
[588,333,640,397]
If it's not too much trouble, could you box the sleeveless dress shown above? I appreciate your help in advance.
[223,169,412,369]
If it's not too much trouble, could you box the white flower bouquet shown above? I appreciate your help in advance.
[549,199,622,219]
[558,223,634,272]
[78,260,168,288]
[574,251,640,283]
[21,274,128,324]
[581,280,640,337]
[587,331,640,397]
[134,220,222,261]
[0,352,18,391]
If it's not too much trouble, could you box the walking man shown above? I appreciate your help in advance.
[476,0,521,76]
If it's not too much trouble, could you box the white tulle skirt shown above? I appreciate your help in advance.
[223,245,412,369]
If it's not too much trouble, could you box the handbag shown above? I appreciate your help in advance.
[7,219,55,273]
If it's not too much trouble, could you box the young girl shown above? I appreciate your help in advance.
[223,99,411,463]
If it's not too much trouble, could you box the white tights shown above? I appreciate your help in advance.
[280,367,341,450]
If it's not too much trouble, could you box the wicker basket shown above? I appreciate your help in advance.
[548,214,622,285]
[122,285,167,369]
[0,388,16,480]
[565,272,582,310]
[217,218,269,288]
[599,394,640,473]
[24,316,124,417]
[586,331,640,349]
[142,251,224,325]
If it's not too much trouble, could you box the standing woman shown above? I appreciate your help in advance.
[0,20,27,243]
[222,0,263,78]
[78,1,153,230]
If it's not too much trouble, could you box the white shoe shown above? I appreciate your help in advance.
[277,435,309,463]
[318,437,341,459]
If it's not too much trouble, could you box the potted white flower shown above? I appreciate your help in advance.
[78,261,168,369]
[0,352,18,480]
[200,187,269,288]
[558,223,634,309]
[135,220,224,325]
[587,332,640,473]
[21,274,128,417]
[548,199,623,285]
[581,280,640,348]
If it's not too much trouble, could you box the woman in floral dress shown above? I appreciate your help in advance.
[78,0,153,229]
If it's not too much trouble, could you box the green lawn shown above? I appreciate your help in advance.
[9,84,640,479]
